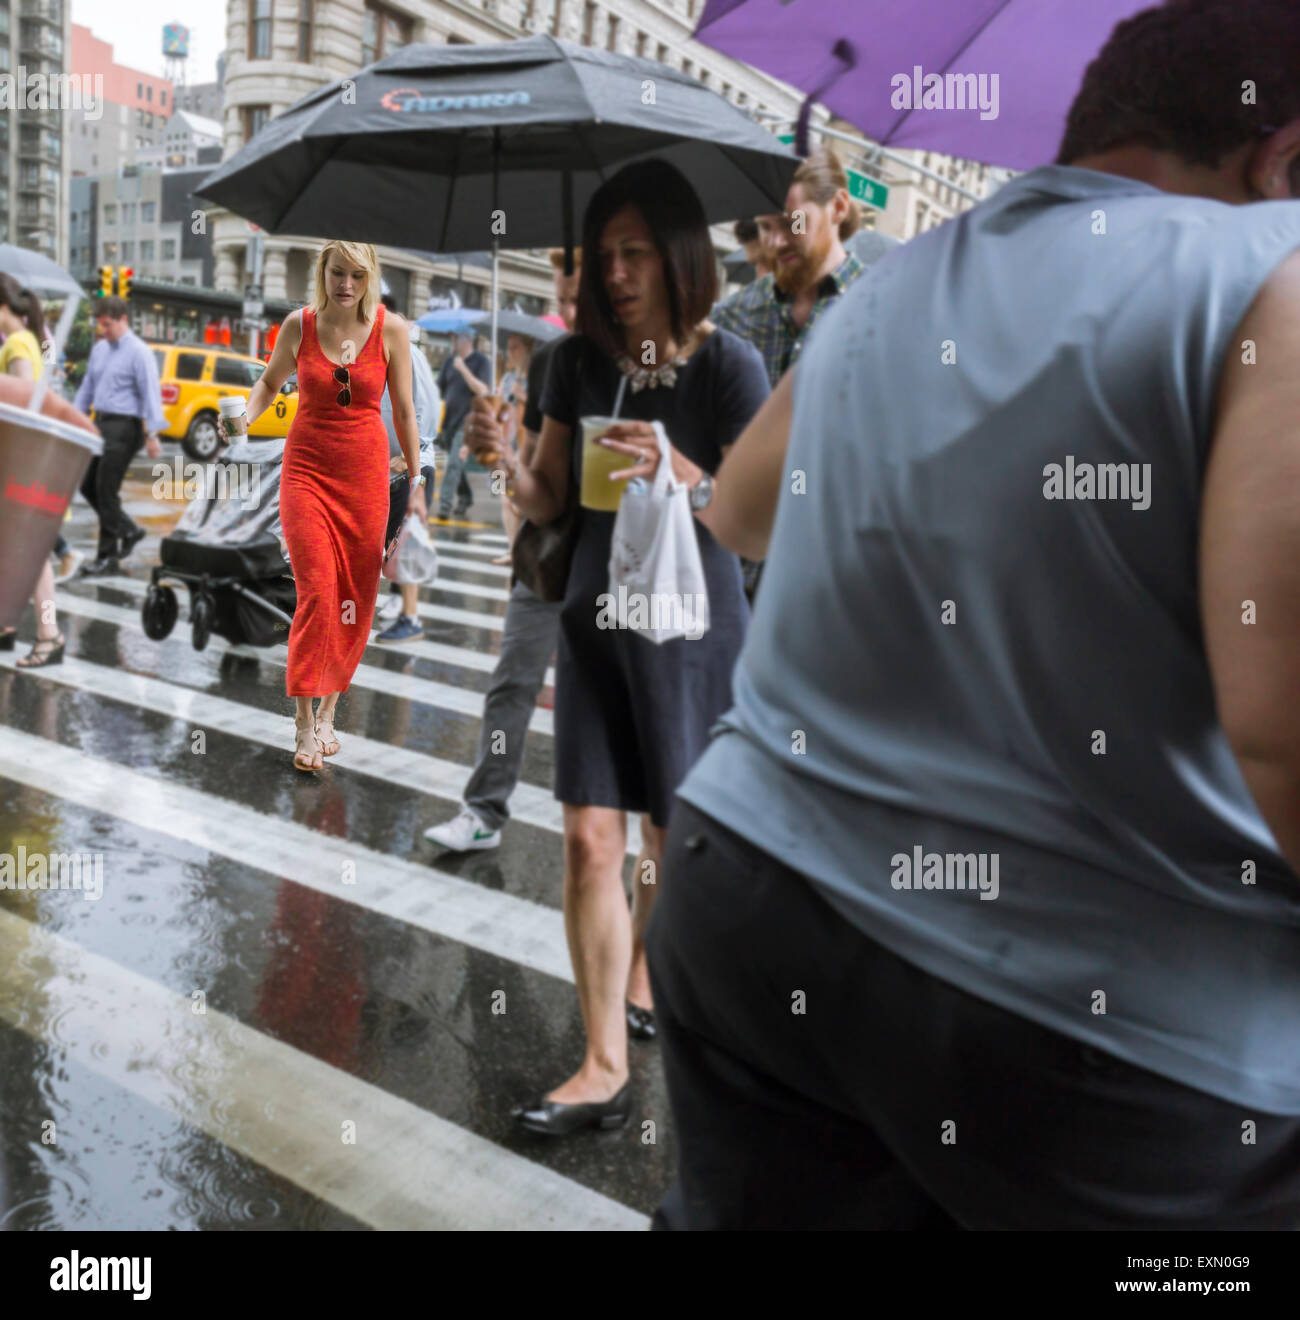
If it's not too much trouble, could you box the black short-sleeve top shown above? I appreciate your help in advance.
[538,328,770,488]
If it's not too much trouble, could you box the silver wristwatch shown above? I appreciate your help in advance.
[689,473,715,512]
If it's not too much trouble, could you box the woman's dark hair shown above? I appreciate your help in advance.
[575,159,718,360]
[0,272,47,346]
[1058,0,1300,173]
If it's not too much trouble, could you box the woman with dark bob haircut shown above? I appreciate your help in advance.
[465,158,769,1135]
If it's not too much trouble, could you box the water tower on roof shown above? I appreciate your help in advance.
[163,22,190,90]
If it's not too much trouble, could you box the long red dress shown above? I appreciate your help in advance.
[281,303,390,697]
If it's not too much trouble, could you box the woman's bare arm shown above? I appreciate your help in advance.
[242,311,302,428]
[696,367,794,559]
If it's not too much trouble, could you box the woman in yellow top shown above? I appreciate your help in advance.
[0,274,66,667]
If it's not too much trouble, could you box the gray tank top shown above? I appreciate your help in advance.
[680,165,1300,1112]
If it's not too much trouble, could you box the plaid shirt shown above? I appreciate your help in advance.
[711,252,865,387]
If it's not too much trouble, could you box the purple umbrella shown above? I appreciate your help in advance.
[695,0,1153,170]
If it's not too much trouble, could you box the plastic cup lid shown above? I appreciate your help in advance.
[0,399,103,455]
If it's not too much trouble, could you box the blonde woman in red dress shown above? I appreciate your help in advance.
[221,240,426,770]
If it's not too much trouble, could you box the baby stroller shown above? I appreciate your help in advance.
[141,437,297,652]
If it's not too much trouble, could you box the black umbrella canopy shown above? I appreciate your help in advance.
[197,35,798,252]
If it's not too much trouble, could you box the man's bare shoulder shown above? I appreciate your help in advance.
[1216,247,1300,421]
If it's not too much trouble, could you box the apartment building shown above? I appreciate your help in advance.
[140,109,223,171]
[874,149,1015,238]
[173,66,225,123]
[71,162,217,288]
[67,22,173,178]
[1,0,72,263]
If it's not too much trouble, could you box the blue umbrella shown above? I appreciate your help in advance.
[416,309,479,335]
[416,308,565,345]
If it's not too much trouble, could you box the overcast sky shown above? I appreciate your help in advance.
[72,0,227,85]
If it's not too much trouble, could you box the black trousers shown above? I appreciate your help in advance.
[80,415,142,559]
[646,800,1300,1230]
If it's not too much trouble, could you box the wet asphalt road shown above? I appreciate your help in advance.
[0,449,667,1230]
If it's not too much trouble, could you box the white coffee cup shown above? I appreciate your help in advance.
[218,395,249,437]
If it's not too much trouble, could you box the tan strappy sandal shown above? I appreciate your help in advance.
[293,717,323,771]
[315,713,340,757]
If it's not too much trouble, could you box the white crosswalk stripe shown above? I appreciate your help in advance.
[422,576,511,603]
[3,494,659,1227]
[0,909,644,1230]
[430,538,507,559]
[58,580,553,735]
[0,650,591,843]
[0,725,574,981]
[434,552,512,578]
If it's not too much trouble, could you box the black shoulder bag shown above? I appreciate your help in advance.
[510,341,585,602]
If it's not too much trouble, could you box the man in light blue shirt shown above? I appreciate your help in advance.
[74,297,166,575]
[648,0,1300,1230]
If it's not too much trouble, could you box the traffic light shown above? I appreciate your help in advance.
[118,267,133,301]
[98,265,113,297]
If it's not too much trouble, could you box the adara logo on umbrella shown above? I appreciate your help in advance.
[380,87,532,113]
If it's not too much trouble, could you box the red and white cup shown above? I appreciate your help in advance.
[0,399,103,628]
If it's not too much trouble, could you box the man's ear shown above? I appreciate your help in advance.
[1248,118,1300,200]
[831,187,852,228]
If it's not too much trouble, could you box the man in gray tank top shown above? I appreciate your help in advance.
[648,0,1300,1229]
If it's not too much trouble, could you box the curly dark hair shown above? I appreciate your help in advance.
[1058,0,1300,170]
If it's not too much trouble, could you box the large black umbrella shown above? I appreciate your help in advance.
[197,35,798,382]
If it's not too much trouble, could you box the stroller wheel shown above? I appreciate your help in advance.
[191,592,213,652]
[142,584,179,641]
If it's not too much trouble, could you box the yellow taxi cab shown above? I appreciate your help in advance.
[149,342,299,461]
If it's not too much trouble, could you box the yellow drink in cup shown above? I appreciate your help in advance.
[579,415,630,511]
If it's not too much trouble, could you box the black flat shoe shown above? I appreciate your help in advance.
[626,1002,656,1041]
[512,1082,631,1137]
[0,630,15,652]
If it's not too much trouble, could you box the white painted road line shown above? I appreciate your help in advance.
[426,577,511,604]
[435,552,512,579]
[431,539,506,559]
[0,909,644,1230]
[0,651,576,841]
[65,581,548,733]
[0,726,574,983]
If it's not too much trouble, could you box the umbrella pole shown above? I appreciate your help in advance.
[490,237,499,395]
[490,127,500,395]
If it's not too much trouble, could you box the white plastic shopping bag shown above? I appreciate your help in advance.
[607,421,710,644]
[383,512,439,584]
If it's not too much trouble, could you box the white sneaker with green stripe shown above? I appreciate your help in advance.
[423,805,501,852]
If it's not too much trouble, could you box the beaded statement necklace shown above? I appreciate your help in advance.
[615,353,688,392]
